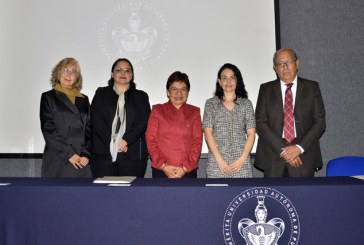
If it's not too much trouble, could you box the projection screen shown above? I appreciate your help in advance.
[0,0,276,153]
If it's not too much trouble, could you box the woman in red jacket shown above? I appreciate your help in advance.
[146,71,203,178]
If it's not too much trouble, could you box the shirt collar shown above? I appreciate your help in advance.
[280,75,298,89]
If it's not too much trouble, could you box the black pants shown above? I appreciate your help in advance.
[263,138,315,177]
[91,154,147,178]
[264,160,315,177]
[152,167,197,178]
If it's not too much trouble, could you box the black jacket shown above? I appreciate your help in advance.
[40,89,92,177]
[255,77,326,170]
[91,85,151,161]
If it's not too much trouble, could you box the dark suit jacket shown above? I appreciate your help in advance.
[91,85,151,161]
[254,77,326,171]
[40,89,92,177]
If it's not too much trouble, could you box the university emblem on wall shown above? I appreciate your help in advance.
[98,1,170,70]
[223,187,300,245]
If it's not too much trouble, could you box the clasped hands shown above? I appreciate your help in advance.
[218,158,244,176]
[280,145,302,167]
[69,154,89,169]
[163,164,187,178]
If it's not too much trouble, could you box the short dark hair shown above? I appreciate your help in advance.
[214,63,248,102]
[108,58,136,89]
[166,71,190,91]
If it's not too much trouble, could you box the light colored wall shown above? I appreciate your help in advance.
[2,1,363,178]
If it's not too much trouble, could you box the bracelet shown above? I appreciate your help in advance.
[160,163,166,171]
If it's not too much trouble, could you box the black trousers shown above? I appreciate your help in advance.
[91,154,147,178]
[152,167,197,178]
[263,160,315,177]
[263,138,315,177]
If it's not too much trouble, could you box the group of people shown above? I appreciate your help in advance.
[40,48,326,179]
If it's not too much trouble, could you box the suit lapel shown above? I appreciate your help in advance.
[54,90,81,118]
[273,79,284,112]
[109,89,119,126]
[75,97,89,125]
[124,103,134,131]
[124,90,134,132]
[295,77,304,111]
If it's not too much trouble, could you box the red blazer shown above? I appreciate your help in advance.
[146,101,203,172]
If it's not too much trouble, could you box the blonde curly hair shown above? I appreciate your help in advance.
[50,57,83,91]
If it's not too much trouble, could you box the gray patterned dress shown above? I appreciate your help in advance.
[203,96,256,178]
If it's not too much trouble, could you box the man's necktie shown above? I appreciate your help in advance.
[284,83,295,143]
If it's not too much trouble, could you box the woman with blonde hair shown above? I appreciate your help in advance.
[40,57,92,177]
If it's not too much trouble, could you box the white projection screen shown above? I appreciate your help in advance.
[0,0,276,154]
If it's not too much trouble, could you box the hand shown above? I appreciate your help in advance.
[174,166,187,178]
[281,145,301,163]
[286,156,302,168]
[163,164,179,178]
[69,154,82,169]
[118,139,128,152]
[217,159,233,176]
[230,158,245,173]
[79,157,89,167]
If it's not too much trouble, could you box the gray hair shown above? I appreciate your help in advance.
[273,48,298,65]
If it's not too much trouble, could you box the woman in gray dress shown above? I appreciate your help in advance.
[203,63,256,178]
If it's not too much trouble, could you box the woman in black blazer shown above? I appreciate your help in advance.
[91,58,151,178]
[40,58,92,177]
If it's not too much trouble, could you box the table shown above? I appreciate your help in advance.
[0,177,363,245]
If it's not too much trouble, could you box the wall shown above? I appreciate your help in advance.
[278,0,364,176]
[2,1,363,177]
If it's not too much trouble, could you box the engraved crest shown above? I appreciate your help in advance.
[238,196,285,245]
[223,187,300,245]
[112,7,158,63]
[99,1,169,70]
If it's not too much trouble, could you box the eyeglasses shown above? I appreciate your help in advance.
[220,76,237,82]
[276,59,296,68]
[169,87,189,94]
[114,67,132,74]
[61,68,78,77]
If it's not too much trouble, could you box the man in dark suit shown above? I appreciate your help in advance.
[255,48,326,177]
